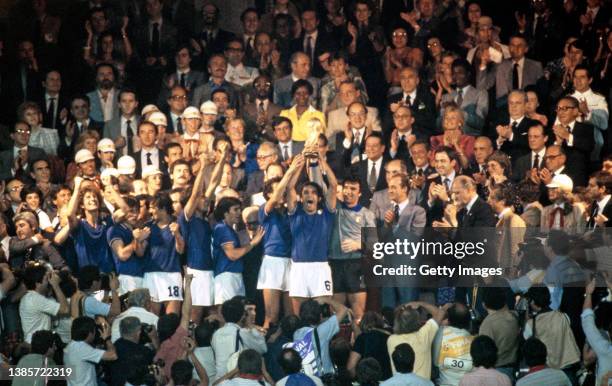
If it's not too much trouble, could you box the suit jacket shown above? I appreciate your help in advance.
[58,118,105,161]
[540,202,585,235]
[133,19,178,61]
[439,86,488,136]
[243,99,283,141]
[39,93,69,130]
[191,81,243,111]
[133,149,168,178]
[369,188,421,227]
[586,198,612,229]
[0,65,41,121]
[521,202,543,237]
[157,70,206,106]
[457,197,497,228]
[379,202,427,242]
[477,58,544,100]
[0,146,47,180]
[334,130,367,169]
[86,89,120,123]
[276,141,304,163]
[387,88,437,135]
[498,117,540,164]
[512,150,546,183]
[272,75,321,109]
[103,116,141,144]
[290,30,338,78]
[496,210,526,269]
[350,158,388,207]
[559,121,594,187]
[326,106,382,150]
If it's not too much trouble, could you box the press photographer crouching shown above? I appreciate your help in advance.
[110,316,156,386]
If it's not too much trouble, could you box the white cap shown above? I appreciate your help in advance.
[117,155,136,175]
[141,104,159,116]
[181,106,201,119]
[100,167,120,179]
[142,165,162,180]
[149,111,168,126]
[97,138,116,153]
[546,174,573,192]
[199,101,218,115]
[74,149,95,163]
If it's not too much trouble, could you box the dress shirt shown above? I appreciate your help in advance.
[1,235,10,260]
[141,146,160,167]
[498,115,524,146]
[177,69,191,86]
[149,18,163,43]
[342,127,366,149]
[393,198,411,217]
[99,88,116,122]
[553,119,576,146]
[303,30,318,58]
[402,90,417,106]
[456,85,470,105]
[531,148,546,168]
[120,116,137,155]
[414,163,430,174]
[464,193,478,213]
[225,63,259,86]
[45,93,59,121]
[278,140,293,159]
[367,157,383,185]
[596,195,611,217]
[255,98,269,112]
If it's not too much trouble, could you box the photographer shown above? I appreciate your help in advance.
[64,316,117,386]
[13,330,58,386]
[18,263,69,343]
[9,211,65,270]
[111,288,159,343]
[72,265,121,320]
[110,316,155,386]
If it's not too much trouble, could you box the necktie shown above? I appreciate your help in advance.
[443,177,450,192]
[456,88,463,106]
[246,37,254,58]
[176,118,184,135]
[180,73,186,88]
[368,162,377,191]
[588,203,599,228]
[126,119,133,155]
[146,152,152,165]
[47,98,56,128]
[417,168,424,176]
[283,145,289,161]
[404,94,412,106]
[512,62,520,90]
[351,130,361,162]
[393,204,400,223]
[306,35,313,63]
[152,22,160,57]
[511,120,518,134]
[398,135,406,154]
[532,153,540,170]
[258,101,265,115]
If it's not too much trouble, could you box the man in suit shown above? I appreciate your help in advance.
[103,88,141,157]
[586,171,612,228]
[435,175,496,228]
[239,8,259,67]
[512,124,548,183]
[39,70,68,131]
[224,38,260,87]
[488,184,526,269]
[58,94,104,161]
[420,146,461,225]
[165,86,188,135]
[290,9,337,78]
[440,59,488,136]
[273,52,321,109]
[86,63,119,123]
[517,180,544,235]
[551,96,594,187]
[335,102,373,170]
[0,40,41,123]
[158,45,206,106]
[133,121,168,180]
[192,2,235,66]
[387,67,437,136]
[133,0,179,104]
[0,122,47,181]
[326,81,382,150]
[244,75,282,143]
[245,142,279,198]
[388,105,426,162]
[191,54,243,111]
[349,132,387,207]
[379,173,426,306]
[495,90,539,164]
[272,117,304,167]
[476,35,543,103]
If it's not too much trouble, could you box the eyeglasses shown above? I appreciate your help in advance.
[255,82,272,87]
[427,42,440,48]
[170,95,188,101]
[393,114,411,119]
[16,129,31,134]
[393,32,407,37]
[256,154,275,160]
[10,185,24,192]
[556,105,576,112]
[544,154,561,160]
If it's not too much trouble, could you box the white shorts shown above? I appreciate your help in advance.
[257,256,291,291]
[186,267,215,307]
[118,275,144,296]
[289,261,333,298]
[143,272,184,302]
[214,272,245,305]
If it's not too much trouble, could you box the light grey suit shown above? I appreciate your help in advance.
[369,188,422,228]
[476,58,543,100]
[440,85,488,136]
[276,141,304,163]
[326,106,382,150]
[103,115,141,142]
[272,75,321,109]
